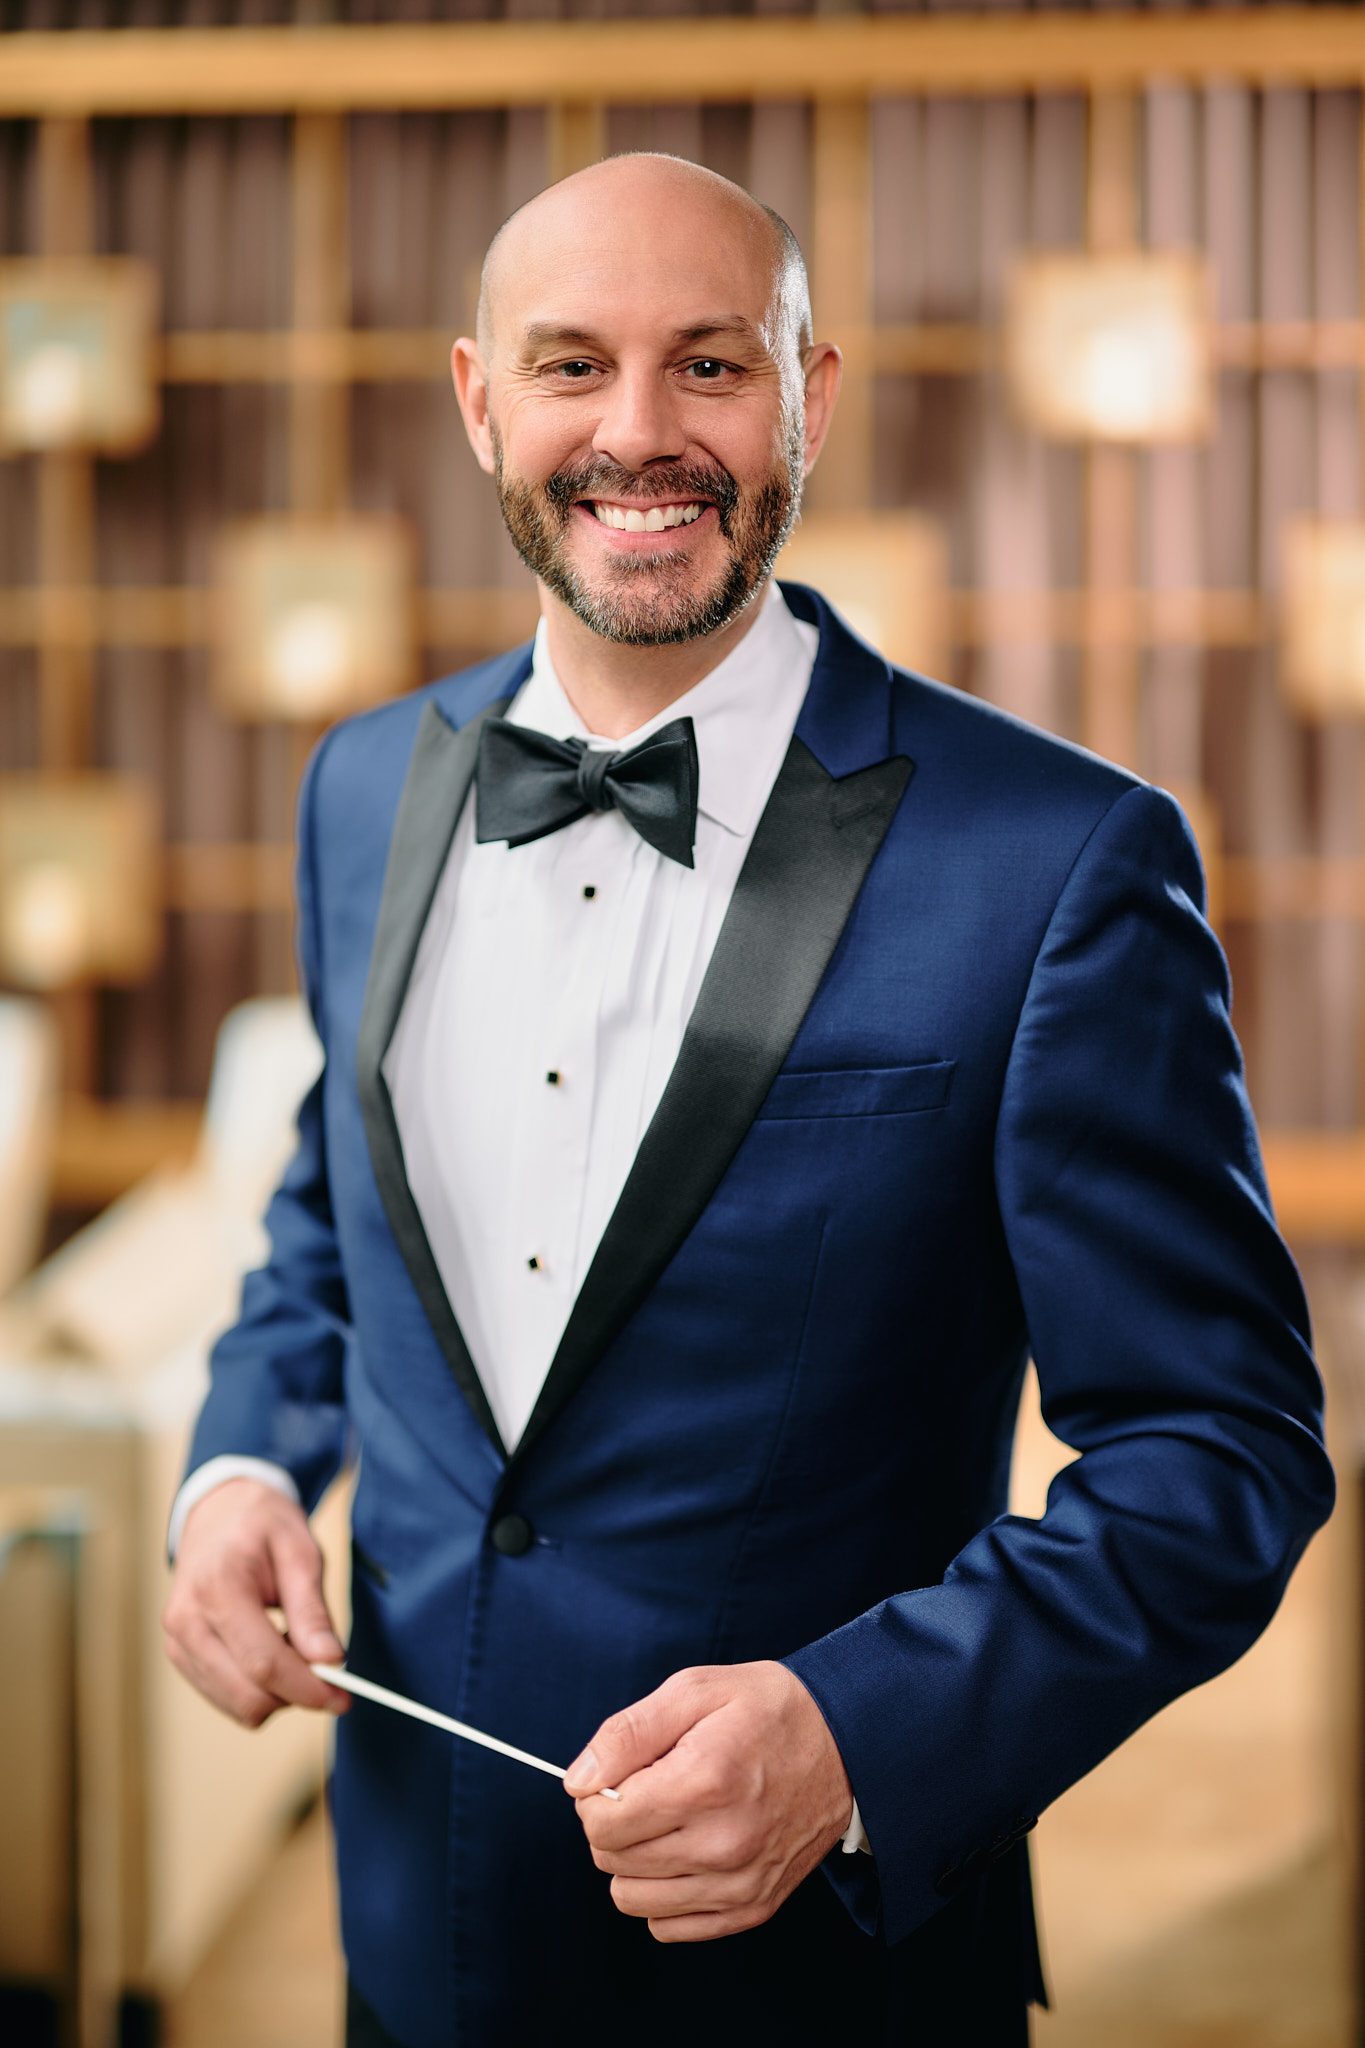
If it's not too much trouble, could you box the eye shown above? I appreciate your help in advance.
[546,360,600,381]
[683,359,736,383]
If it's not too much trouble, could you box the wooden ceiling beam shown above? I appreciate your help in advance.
[0,13,1363,119]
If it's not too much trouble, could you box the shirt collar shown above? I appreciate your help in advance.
[507,580,813,838]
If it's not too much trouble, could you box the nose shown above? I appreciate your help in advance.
[590,363,686,475]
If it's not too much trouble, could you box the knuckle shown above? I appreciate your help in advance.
[241,1648,277,1691]
[710,1824,751,1872]
[591,1846,616,1874]
[688,1756,729,1807]
[602,1706,639,1751]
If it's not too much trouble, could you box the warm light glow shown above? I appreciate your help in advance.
[214,517,414,721]
[777,511,949,680]
[10,340,89,445]
[1282,519,1365,719]
[0,258,159,456]
[1006,252,1212,444]
[2,860,92,987]
[265,601,355,713]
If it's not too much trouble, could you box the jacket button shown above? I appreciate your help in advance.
[490,1512,534,1557]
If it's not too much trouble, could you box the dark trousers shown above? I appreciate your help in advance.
[345,1974,1032,2048]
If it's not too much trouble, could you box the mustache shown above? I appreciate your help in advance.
[543,459,740,525]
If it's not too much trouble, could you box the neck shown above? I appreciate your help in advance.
[538,581,772,740]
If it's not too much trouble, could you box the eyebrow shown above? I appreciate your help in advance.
[517,316,763,355]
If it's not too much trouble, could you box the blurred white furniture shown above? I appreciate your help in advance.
[0,996,59,1296]
[0,997,351,2046]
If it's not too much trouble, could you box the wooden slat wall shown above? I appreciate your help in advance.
[0,3,1361,1221]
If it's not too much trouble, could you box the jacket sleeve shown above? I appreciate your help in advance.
[177,727,352,1517]
[780,779,1336,1948]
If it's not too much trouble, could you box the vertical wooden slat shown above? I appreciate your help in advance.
[809,97,872,514]
[547,101,605,185]
[1081,90,1142,769]
[1356,86,1365,1143]
[37,116,92,261]
[279,112,353,970]
[36,117,95,774]
[290,112,350,520]
[36,115,98,1098]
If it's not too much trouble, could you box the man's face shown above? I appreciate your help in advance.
[475,195,809,647]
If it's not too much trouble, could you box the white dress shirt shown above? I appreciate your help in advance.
[170,579,870,1855]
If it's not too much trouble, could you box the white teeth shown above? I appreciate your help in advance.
[590,501,705,531]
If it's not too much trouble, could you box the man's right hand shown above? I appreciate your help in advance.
[161,1478,351,1729]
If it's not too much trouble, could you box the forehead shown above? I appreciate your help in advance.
[492,194,782,350]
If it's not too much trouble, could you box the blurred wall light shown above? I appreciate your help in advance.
[0,259,159,456]
[0,777,160,990]
[777,510,950,680]
[1281,519,1365,720]
[214,517,415,721]
[1005,251,1213,444]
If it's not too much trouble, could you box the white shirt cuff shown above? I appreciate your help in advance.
[840,1794,872,1855]
[167,1456,301,1562]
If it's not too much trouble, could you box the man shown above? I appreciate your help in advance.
[163,154,1335,2047]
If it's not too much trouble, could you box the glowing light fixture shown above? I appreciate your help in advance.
[776,510,949,680]
[0,259,159,455]
[1281,519,1365,719]
[3,862,93,989]
[215,518,415,721]
[0,777,160,990]
[1005,251,1213,444]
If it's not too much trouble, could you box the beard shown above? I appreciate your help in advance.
[490,410,806,647]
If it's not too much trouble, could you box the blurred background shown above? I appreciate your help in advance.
[0,2,1362,2044]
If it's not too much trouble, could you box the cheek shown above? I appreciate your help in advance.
[498,398,593,481]
[702,412,796,491]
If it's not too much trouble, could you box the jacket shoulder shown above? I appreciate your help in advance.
[880,662,1203,926]
[890,662,1142,813]
[307,645,532,814]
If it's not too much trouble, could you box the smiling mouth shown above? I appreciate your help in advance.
[580,499,711,533]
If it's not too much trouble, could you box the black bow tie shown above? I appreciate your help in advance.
[473,713,699,869]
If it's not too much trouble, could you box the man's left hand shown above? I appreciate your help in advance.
[563,1661,854,1943]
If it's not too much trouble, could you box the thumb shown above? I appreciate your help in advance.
[564,1670,712,1795]
[270,1521,344,1664]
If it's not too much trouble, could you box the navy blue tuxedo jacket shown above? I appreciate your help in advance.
[183,582,1334,2047]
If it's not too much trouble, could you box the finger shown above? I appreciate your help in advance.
[165,1617,279,1729]
[207,1572,346,1713]
[575,1740,730,1851]
[647,1910,760,1945]
[589,1820,746,1879]
[563,1668,720,1797]
[269,1520,346,1666]
[610,1870,758,1922]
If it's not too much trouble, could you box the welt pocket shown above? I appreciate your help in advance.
[756,1058,956,1121]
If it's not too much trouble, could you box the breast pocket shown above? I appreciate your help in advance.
[756,1057,956,1120]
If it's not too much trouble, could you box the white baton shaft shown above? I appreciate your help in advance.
[309,1663,621,1799]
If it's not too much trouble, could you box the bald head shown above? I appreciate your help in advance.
[448,147,844,652]
[475,153,812,383]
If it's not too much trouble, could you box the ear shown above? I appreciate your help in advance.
[798,342,843,478]
[451,337,496,476]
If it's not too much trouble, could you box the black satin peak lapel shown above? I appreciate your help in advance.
[356,693,516,1460]
[512,733,914,1467]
